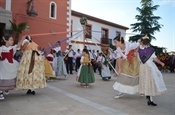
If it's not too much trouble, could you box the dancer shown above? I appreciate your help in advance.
[0,35,24,100]
[44,49,56,81]
[16,35,46,95]
[52,41,68,78]
[101,50,111,80]
[138,35,167,106]
[112,36,140,98]
[77,49,95,87]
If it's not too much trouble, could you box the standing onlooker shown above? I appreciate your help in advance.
[65,45,74,74]
[92,49,97,73]
[73,52,76,71]
[169,54,175,73]
[97,53,103,75]
[75,49,81,72]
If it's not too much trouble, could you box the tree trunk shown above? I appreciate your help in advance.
[14,33,19,45]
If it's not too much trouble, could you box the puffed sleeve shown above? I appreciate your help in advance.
[116,48,124,59]
[11,45,18,54]
[80,56,84,63]
[151,52,157,59]
[129,42,139,50]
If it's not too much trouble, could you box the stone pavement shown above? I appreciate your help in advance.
[0,72,175,115]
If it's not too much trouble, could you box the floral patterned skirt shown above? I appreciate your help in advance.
[16,50,46,90]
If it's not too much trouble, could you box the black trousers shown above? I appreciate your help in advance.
[66,57,73,74]
[170,63,174,73]
[76,57,81,71]
[91,60,97,73]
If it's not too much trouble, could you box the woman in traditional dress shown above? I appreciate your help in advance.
[77,49,95,87]
[52,41,68,79]
[0,35,24,100]
[101,50,111,81]
[44,49,56,81]
[16,35,46,95]
[138,35,167,106]
[112,36,140,98]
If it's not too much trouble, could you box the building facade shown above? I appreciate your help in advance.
[0,0,71,50]
[70,10,129,51]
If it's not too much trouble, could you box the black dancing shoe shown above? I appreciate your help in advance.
[31,91,35,95]
[26,89,32,94]
[147,101,157,106]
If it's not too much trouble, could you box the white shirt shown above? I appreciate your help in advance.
[76,51,82,58]
[97,55,103,62]
[92,52,97,60]
[53,47,61,53]
[65,49,74,57]
[116,42,139,59]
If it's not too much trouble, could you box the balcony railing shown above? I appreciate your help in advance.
[101,38,109,44]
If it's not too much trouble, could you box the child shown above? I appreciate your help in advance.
[101,50,111,81]
[0,35,24,100]
[77,49,95,87]
[44,49,56,81]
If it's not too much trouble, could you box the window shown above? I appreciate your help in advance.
[85,25,92,38]
[49,2,57,19]
[101,28,108,38]
[108,39,112,44]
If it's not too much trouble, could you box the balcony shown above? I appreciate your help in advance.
[101,38,109,44]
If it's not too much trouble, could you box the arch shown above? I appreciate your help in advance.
[49,1,57,19]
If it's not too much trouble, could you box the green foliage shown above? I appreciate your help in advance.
[9,20,27,44]
[130,0,163,42]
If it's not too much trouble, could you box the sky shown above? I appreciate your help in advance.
[71,0,175,52]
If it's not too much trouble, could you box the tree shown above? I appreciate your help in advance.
[10,21,28,45]
[130,0,163,42]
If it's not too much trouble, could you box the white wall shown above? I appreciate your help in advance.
[70,16,126,52]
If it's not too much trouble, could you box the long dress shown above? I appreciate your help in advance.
[101,56,111,80]
[53,47,67,77]
[16,41,46,90]
[138,46,167,96]
[0,45,19,91]
[44,54,55,78]
[113,42,140,94]
[77,56,95,83]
